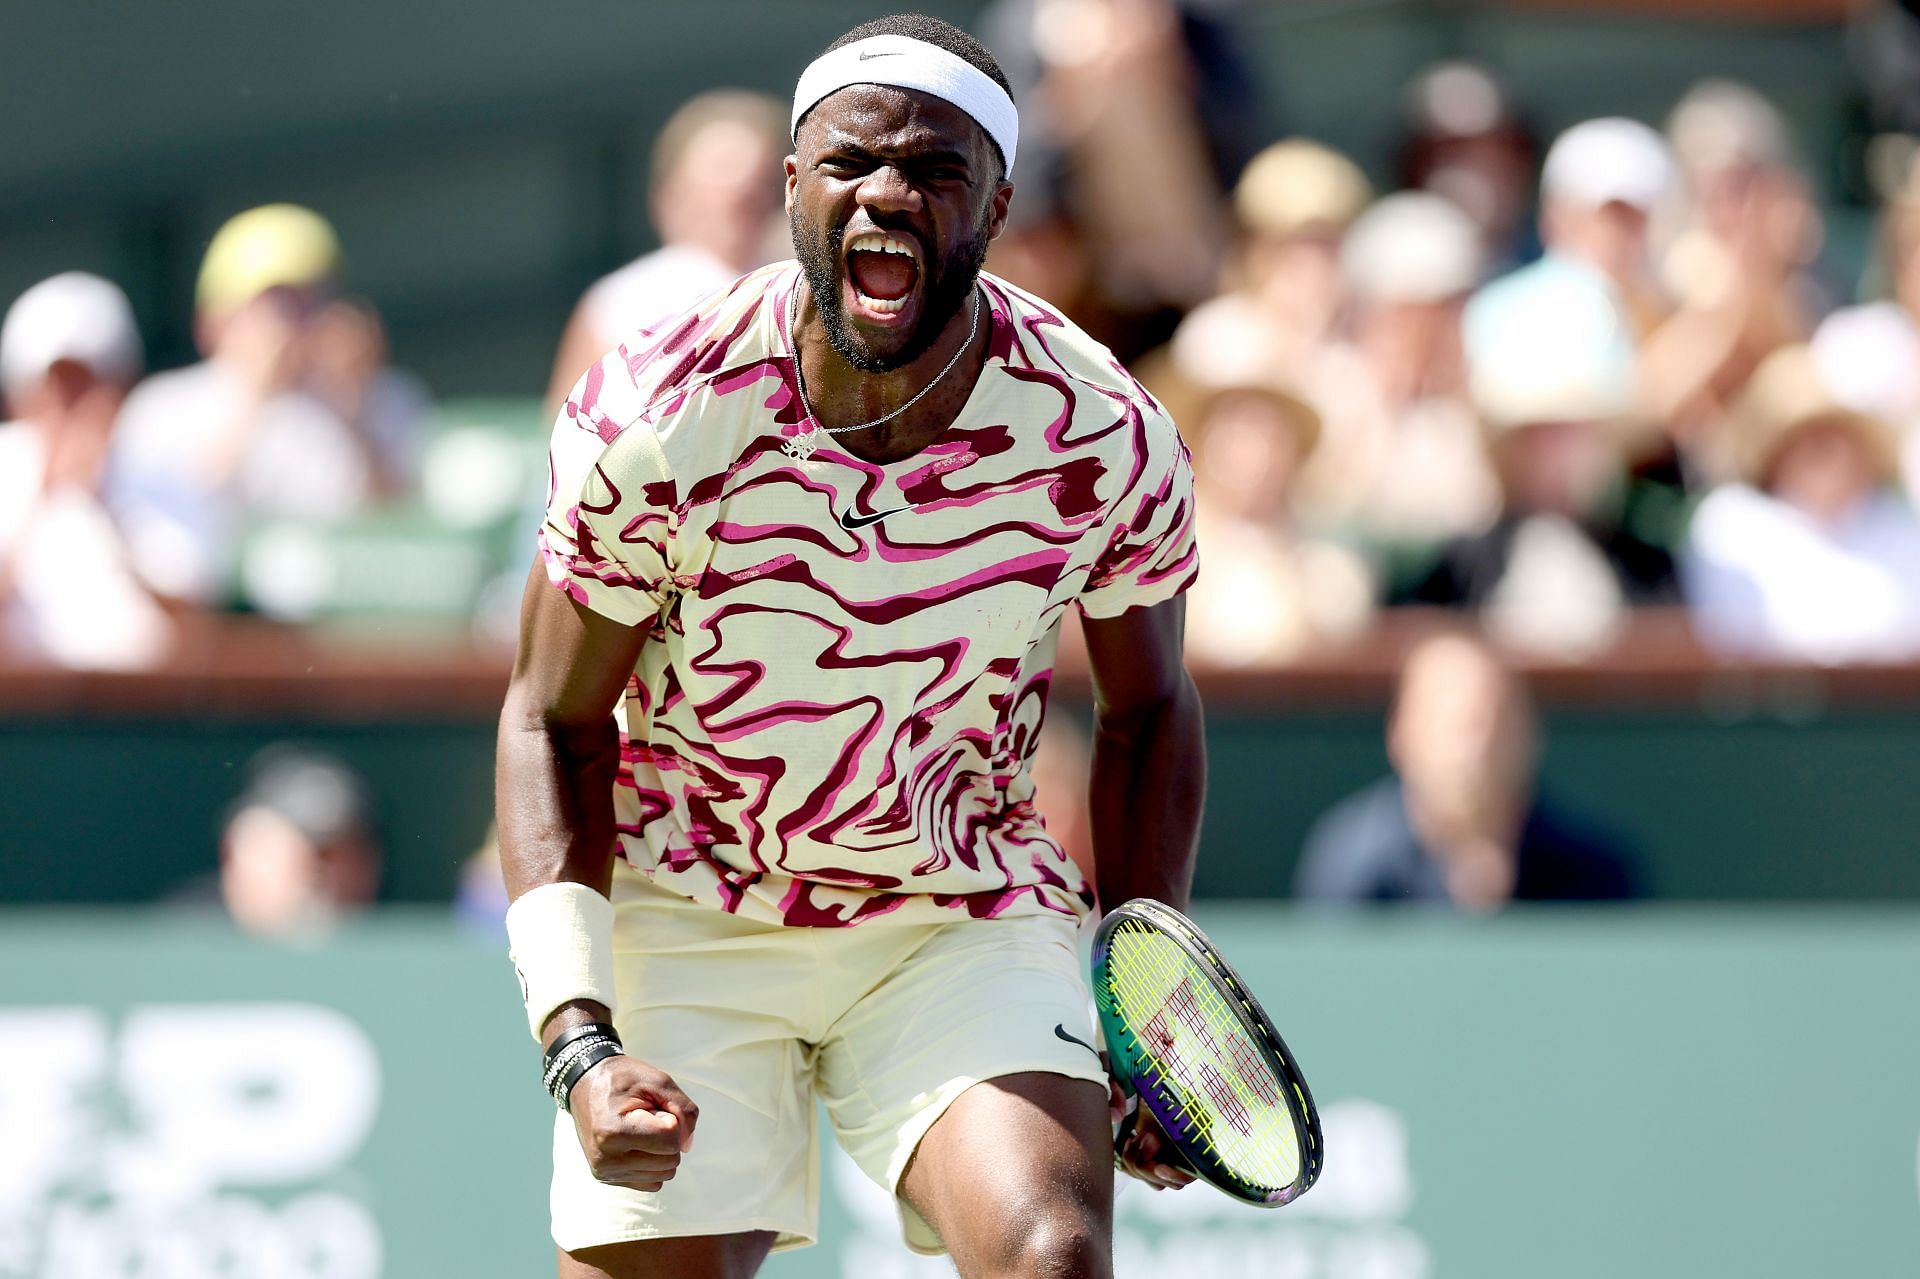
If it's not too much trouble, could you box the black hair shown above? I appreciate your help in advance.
[825,14,1014,103]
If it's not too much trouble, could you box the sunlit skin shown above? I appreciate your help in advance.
[785,86,1010,458]
[1493,419,1621,521]
[1766,419,1881,527]
[1194,391,1307,524]
[1543,199,1653,291]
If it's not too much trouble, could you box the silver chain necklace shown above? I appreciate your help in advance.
[781,280,980,461]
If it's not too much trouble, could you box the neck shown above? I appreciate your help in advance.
[791,277,986,447]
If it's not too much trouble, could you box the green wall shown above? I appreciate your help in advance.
[1,908,1914,1278]
[7,700,1920,905]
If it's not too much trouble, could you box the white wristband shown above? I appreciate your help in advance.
[505,881,618,1041]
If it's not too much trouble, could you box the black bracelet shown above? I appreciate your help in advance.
[556,1040,625,1111]
[544,1034,617,1095]
[543,1021,622,1071]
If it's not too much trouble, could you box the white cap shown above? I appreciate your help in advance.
[1465,257,1637,428]
[1541,117,1675,212]
[1342,192,1483,305]
[1,272,143,403]
[1809,303,1920,425]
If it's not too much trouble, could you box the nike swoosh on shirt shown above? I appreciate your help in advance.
[1055,1023,1102,1061]
[839,505,911,531]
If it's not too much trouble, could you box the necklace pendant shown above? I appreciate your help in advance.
[781,429,819,462]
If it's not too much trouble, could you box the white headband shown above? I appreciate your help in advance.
[791,34,1018,176]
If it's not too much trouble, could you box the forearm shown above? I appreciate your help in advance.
[496,683,625,1046]
[496,683,623,898]
[1087,668,1205,912]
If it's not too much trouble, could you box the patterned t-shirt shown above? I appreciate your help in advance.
[541,263,1197,926]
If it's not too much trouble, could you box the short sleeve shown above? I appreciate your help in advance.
[1076,407,1200,619]
[537,356,678,628]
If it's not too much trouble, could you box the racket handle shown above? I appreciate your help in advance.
[1113,1104,1198,1175]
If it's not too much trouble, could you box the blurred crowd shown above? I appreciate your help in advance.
[9,9,1920,677]
[13,3,1920,921]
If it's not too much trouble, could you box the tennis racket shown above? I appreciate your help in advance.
[1091,897,1322,1207]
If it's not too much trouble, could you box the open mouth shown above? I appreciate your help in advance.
[844,230,922,318]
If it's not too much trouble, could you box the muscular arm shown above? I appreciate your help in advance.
[1080,594,1205,912]
[496,560,646,1047]
[499,560,698,1184]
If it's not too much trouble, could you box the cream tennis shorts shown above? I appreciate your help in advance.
[548,869,1108,1256]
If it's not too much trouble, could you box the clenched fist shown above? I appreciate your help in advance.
[567,1055,701,1193]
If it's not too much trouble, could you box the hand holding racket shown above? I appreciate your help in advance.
[1092,898,1323,1207]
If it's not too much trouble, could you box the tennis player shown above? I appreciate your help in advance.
[497,14,1204,1278]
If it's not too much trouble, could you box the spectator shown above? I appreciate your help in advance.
[1295,632,1638,909]
[979,0,1255,360]
[1405,250,1679,659]
[1164,138,1373,390]
[1295,192,1500,560]
[1808,162,1920,499]
[1537,117,1678,341]
[1683,345,1920,663]
[1641,80,1826,483]
[109,204,430,605]
[1172,368,1374,666]
[0,273,171,669]
[544,90,788,412]
[1397,61,1538,272]
[220,744,381,940]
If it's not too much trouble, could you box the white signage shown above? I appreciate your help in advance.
[0,1004,382,1279]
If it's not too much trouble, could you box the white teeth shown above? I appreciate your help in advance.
[847,231,918,260]
[848,231,918,313]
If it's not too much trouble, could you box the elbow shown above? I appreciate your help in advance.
[1093,667,1201,745]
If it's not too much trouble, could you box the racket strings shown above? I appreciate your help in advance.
[1105,922,1301,1190]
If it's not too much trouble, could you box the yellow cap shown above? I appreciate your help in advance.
[196,204,342,313]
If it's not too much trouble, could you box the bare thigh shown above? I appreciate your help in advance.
[898,1072,1114,1279]
[557,1231,776,1279]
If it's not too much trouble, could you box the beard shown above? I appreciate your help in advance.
[790,205,991,373]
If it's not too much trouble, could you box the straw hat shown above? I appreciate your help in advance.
[1234,139,1373,240]
[1732,344,1900,487]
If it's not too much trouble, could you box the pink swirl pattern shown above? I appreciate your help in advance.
[540,264,1197,926]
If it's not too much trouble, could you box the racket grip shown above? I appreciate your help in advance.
[1113,1104,1198,1175]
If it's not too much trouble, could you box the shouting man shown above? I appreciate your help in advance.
[497,14,1204,1278]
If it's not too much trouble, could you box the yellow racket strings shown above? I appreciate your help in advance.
[1106,921,1301,1189]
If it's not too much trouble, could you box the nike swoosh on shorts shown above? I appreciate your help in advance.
[1054,1023,1101,1061]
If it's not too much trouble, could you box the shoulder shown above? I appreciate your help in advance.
[1518,799,1639,900]
[584,244,740,336]
[113,362,227,457]
[1687,484,1783,562]
[1306,778,1407,847]
[118,361,217,419]
[1295,779,1417,899]
[983,271,1176,430]
[559,264,792,460]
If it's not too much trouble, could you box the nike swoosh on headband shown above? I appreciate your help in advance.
[839,505,912,531]
[858,50,901,60]
[1054,1023,1102,1061]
